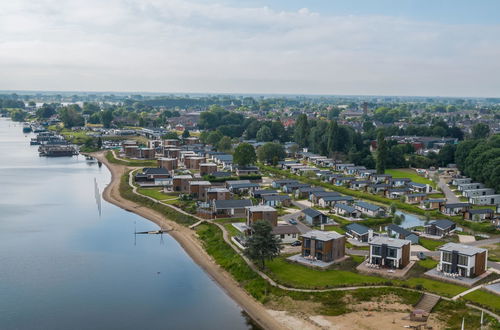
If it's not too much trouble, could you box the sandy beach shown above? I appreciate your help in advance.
[92,151,285,330]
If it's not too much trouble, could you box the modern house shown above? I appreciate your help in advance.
[199,163,218,176]
[188,181,211,200]
[440,203,470,215]
[354,201,386,217]
[318,195,355,208]
[345,223,372,242]
[310,191,340,204]
[251,189,278,198]
[271,179,298,189]
[205,187,231,202]
[158,158,178,171]
[462,188,495,198]
[438,243,488,278]
[451,177,472,186]
[262,194,292,207]
[245,205,278,227]
[386,224,419,244]
[172,175,193,193]
[369,237,411,269]
[457,182,485,191]
[470,195,500,206]
[213,199,253,218]
[226,180,260,194]
[409,182,432,194]
[272,226,300,244]
[405,193,427,204]
[333,203,361,218]
[300,230,346,262]
[421,199,445,210]
[424,219,456,237]
[235,166,260,176]
[301,208,329,226]
[295,187,325,199]
[463,208,495,221]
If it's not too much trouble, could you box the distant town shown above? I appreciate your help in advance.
[2,92,500,329]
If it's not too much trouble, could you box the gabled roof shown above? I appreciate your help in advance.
[334,203,356,213]
[355,201,383,212]
[387,224,413,237]
[345,223,370,235]
[214,199,253,209]
[143,167,170,175]
[298,187,325,193]
[426,219,455,230]
[253,189,278,195]
[444,203,470,208]
[302,208,323,218]
[262,194,291,201]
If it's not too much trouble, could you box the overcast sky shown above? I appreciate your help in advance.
[1,0,500,97]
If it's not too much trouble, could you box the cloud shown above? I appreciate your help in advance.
[0,0,499,96]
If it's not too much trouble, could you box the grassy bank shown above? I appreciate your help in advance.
[106,150,158,167]
[119,171,197,226]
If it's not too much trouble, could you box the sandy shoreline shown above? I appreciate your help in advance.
[92,151,285,330]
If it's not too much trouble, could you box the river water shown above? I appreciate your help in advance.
[0,118,253,330]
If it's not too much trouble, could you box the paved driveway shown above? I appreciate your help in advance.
[438,177,459,203]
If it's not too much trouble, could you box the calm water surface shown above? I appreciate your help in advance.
[0,118,253,330]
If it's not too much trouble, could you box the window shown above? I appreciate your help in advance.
[372,246,381,256]
[316,240,324,250]
[292,234,297,238]
[388,248,397,258]
[280,234,285,239]
[442,252,452,263]
[458,255,468,266]
[304,238,311,248]
[442,263,452,273]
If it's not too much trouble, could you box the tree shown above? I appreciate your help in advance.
[471,123,490,139]
[36,103,56,119]
[376,131,387,174]
[233,143,256,166]
[256,125,273,142]
[182,129,191,139]
[244,221,281,269]
[207,131,223,146]
[100,109,113,128]
[257,142,286,165]
[96,137,102,149]
[162,131,179,140]
[293,114,309,147]
[59,106,84,128]
[217,136,233,152]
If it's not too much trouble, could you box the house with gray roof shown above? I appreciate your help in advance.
[438,243,488,278]
[354,201,386,217]
[387,224,419,244]
[345,223,372,242]
[424,219,456,237]
[333,203,361,218]
[213,199,253,218]
[301,208,329,226]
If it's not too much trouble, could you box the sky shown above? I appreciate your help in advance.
[1,0,500,97]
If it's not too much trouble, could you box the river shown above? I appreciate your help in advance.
[0,118,254,330]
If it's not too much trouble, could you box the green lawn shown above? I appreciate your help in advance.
[224,223,242,237]
[463,290,500,314]
[266,257,389,288]
[401,278,466,297]
[137,188,173,201]
[417,258,439,269]
[386,168,435,186]
[419,237,444,251]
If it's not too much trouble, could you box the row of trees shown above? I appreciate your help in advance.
[455,135,500,192]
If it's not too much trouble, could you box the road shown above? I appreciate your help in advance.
[438,177,460,203]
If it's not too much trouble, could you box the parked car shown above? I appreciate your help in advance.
[288,219,298,225]
[291,240,301,246]
[417,252,426,260]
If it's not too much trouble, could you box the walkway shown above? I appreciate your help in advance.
[452,278,500,301]
[126,170,500,322]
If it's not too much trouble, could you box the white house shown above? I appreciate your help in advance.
[470,195,500,206]
[272,225,300,244]
[438,243,488,278]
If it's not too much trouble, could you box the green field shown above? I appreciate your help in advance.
[265,257,387,288]
[417,258,439,269]
[419,237,445,251]
[137,187,174,201]
[463,290,500,314]
[385,168,435,186]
